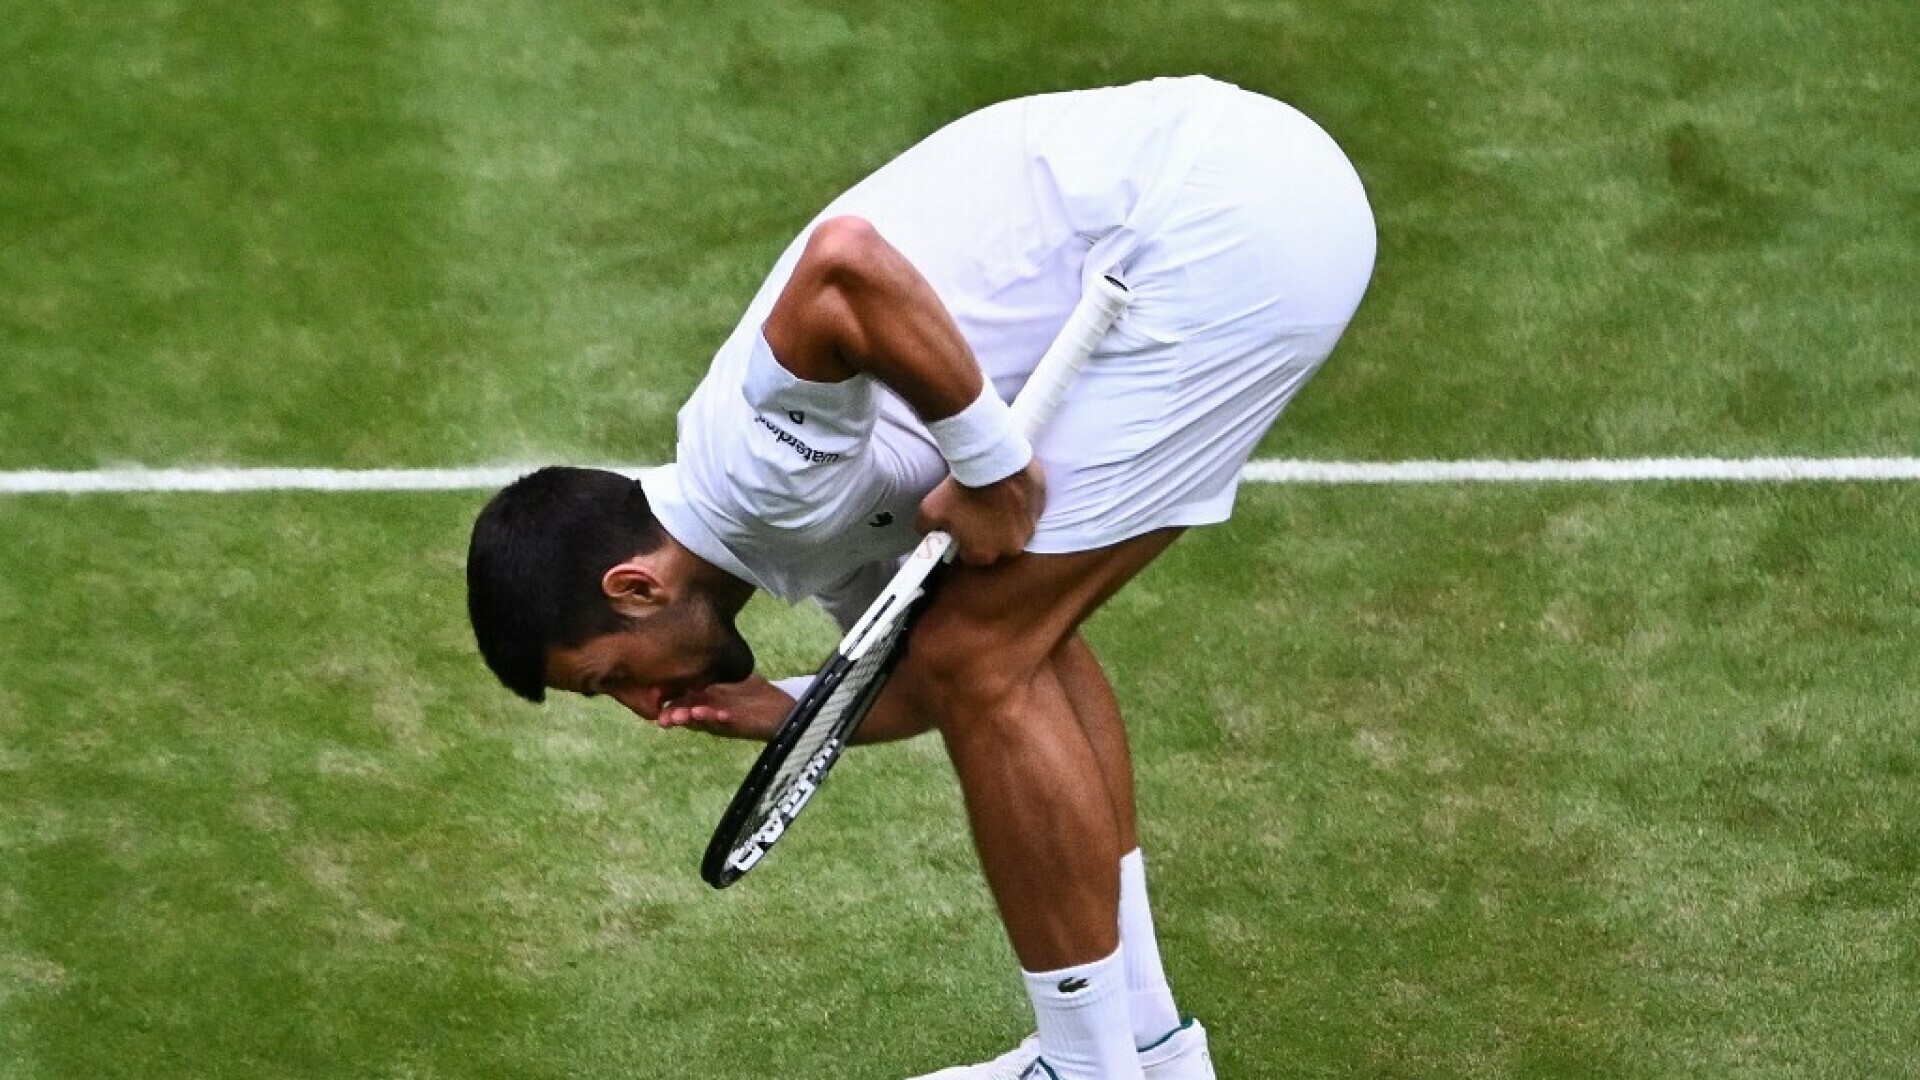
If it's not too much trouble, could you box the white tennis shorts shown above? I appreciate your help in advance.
[1027,91,1376,553]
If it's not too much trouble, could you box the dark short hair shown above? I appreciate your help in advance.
[466,467,666,702]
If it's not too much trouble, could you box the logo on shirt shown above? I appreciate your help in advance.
[753,414,840,465]
[868,511,894,528]
[787,410,806,425]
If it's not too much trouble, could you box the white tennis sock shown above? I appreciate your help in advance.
[1119,849,1183,1047]
[1022,946,1145,1080]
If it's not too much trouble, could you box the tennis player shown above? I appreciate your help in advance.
[467,75,1374,1079]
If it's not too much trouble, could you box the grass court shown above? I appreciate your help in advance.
[2,2,1916,1077]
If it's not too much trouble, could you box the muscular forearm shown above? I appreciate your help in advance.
[661,670,933,746]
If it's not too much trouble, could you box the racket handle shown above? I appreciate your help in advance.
[1010,275,1131,439]
[879,276,1128,602]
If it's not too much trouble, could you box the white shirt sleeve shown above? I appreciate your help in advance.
[739,330,875,443]
[722,330,886,537]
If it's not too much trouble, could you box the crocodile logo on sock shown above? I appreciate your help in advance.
[1056,976,1089,994]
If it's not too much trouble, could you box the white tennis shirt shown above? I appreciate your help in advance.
[638,76,1366,626]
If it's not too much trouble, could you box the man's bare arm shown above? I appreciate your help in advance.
[763,215,1044,566]
[763,215,983,420]
[653,671,934,744]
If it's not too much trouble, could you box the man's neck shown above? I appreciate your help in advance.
[661,531,755,616]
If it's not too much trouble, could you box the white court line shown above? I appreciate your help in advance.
[3,458,1919,495]
[0,467,534,495]
[1239,457,1920,484]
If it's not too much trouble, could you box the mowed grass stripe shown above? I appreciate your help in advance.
[0,3,468,469]
[3,484,1915,1078]
[4,458,1920,494]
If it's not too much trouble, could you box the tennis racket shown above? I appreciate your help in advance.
[700,274,1132,888]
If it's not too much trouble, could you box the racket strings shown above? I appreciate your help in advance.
[747,609,912,824]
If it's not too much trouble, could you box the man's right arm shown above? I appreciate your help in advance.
[763,215,1044,567]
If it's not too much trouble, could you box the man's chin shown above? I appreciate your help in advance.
[711,638,756,685]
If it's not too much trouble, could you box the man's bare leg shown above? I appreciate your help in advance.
[910,529,1177,968]
[1053,632,1139,858]
[935,641,1138,1078]
[1054,630,1184,1047]
[936,646,1122,965]
[904,530,1178,1078]
[898,526,1182,1068]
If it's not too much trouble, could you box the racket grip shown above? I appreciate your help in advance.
[1009,275,1131,439]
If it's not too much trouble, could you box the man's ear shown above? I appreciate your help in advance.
[601,558,670,619]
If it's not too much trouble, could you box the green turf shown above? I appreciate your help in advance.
[3,1,1918,1078]
[4,1,1915,468]
[3,487,1916,1078]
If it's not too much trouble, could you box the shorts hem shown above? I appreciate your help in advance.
[1024,498,1233,555]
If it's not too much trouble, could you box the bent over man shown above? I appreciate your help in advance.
[466,76,1375,1079]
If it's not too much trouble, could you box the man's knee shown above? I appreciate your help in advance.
[904,608,1049,728]
[902,535,1178,730]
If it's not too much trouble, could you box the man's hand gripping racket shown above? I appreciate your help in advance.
[701,275,1132,887]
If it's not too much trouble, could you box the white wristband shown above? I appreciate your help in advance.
[925,383,1033,488]
[772,675,814,703]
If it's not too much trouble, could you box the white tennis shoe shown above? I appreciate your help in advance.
[906,1019,1214,1080]
[1139,1019,1215,1079]
[906,1034,1042,1080]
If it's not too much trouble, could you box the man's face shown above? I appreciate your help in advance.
[544,576,755,721]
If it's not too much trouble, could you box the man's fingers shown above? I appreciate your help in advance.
[685,715,734,737]
[919,469,1041,566]
[956,537,1014,567]
[659,703,730,729]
